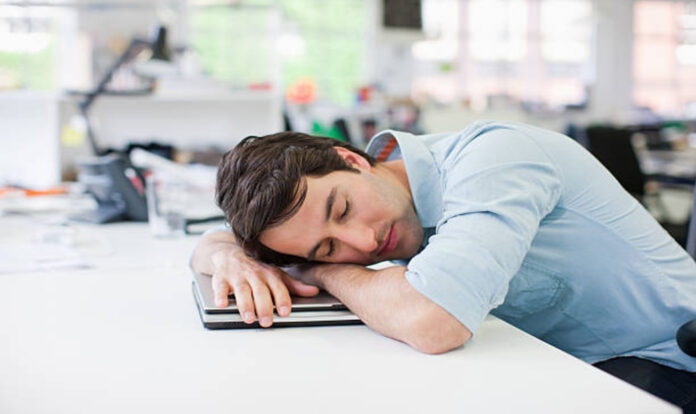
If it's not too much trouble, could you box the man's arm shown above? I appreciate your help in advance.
[190,231,319,326]
[295,264,472,354]
[189,230,240,277]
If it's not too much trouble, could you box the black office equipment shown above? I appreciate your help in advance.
[586,126,689,246]
[333,118,352,144]
[586,126,645,196]
[677,320,696,357]
[71,155,148,224]
[383,0,422,30]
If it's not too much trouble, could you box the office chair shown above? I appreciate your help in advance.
[586,126,689,246]
[678,320,696,357]
[676,185,696,358]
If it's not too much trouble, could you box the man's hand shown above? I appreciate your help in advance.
[210,248,320,327]
[190,231,319,328]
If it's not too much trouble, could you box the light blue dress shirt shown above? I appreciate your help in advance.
[366,120,696,372]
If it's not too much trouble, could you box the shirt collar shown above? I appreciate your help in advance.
[365,130,443,228]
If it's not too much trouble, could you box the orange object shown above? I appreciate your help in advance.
[286,77,317,104]
[0,186,67,198]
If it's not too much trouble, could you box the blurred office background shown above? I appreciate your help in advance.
[1,0,696,229]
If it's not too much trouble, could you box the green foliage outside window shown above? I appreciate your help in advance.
[189,4,274,86]
[0,41,56,90]
[189,0,367,106]
[0,0,367,104]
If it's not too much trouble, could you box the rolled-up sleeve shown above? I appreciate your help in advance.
[405,128,562,334]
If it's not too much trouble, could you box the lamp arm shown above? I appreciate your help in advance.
[78,38,151,155]
[79,38,151,113]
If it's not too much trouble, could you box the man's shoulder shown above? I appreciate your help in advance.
[428,121,562,171]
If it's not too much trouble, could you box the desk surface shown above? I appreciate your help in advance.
[0,214,679,414]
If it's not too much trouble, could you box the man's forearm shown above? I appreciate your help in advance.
[303,264,471,354]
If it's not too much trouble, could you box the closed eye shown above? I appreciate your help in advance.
[341,199,350,219]
[325,200,349,259]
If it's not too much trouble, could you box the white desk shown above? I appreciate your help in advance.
[0,214,680,414]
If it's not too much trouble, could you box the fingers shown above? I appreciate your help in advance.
[212,274,230,307]
[266,272,292,317]
[232,281,255,324]
[212,269,293,326]
[249,278,274,327]
[281,273,320,297]
[210,249,315,327]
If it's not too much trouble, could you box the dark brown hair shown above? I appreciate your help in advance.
[216,132,376,266]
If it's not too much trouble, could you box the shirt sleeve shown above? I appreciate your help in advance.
[405,127,563,334]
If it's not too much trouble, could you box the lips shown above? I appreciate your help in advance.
[377,225,397,257]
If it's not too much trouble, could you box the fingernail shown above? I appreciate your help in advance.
[244,312,254,322]
[261,317,271,327]
[279,306,289,315]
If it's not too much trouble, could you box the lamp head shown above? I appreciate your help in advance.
[150,26,171,62]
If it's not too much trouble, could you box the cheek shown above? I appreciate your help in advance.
[399,216,424,254]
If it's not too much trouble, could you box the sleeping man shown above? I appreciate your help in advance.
[190,121,696,409]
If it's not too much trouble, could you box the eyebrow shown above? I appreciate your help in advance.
[307,186,337,261]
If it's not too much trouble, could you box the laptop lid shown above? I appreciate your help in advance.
[191,275,362,329]
[192,271,349,314]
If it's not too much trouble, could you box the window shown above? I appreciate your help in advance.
[633,1,696,117]
[412,0,593,109]
[0,4,64,90]
[189,1,277,87]
[189,0,369,106]
[469,0,527,62]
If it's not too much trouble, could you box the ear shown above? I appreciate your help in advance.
[334,147,372,171]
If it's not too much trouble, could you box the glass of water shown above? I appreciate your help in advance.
[146,172,187,238]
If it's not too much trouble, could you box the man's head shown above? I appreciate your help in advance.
[216,132,423,266]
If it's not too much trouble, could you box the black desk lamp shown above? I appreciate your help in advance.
[71,26,171,224]
[79,26,171,156]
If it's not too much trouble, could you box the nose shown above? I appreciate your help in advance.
[337,223,378,253]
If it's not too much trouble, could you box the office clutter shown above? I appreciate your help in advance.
[130,148,222,236]
[0,192,113,274]
[285,83,424,149]
[54,22,232,230]
[585,122,696,246]
[0,222,112,274]
[71,154,148,224]
[146,171,187,238]
[7,145,223,237]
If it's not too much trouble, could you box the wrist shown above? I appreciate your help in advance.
[211,244,244,273]
[310,263,365,290]
[286,263,325,288]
